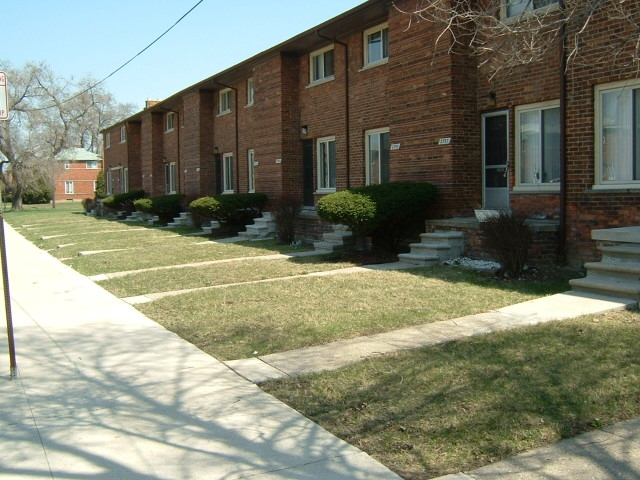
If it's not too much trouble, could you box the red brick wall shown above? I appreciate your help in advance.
[55,161,101,202]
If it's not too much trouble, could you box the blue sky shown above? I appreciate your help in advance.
[5,1,365,110]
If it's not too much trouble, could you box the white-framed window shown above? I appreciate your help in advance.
[121,168,129,193]
[64,181,74,194]
[247,78,255,106]
[514,100,561,191]
[93,180,97,193]
[248,149,256,193]
[365,128,391,185]
[595,79,640,188]
[364,23,389,67]
[223,153,234,193]
[166,112,175,132]
[219,89,232,115]
[310,46,335,84]
[120,125,127,143]
[105,133,111,149]
[64,161,70,170]
[165,162,177,194]
[86,161,99,169]
[317,136,336,192]
[106,169,113,195]
[503,0,559,19]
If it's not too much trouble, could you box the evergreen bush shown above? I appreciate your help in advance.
[316,191,377,236]
[102,190,145,212]
[189,193,268,231]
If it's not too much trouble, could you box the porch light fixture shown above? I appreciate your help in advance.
[301,125,308,135]
[486,91,496,107]
[214,147,219,154]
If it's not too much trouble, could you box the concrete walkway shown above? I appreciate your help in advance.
[0,224,400,479]
[1,222,638,479]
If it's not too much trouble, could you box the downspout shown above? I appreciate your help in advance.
[214,80,240,193]
[318,31,350,189]
[558,0,567,264]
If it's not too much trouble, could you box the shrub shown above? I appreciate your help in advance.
[316,191,377,236]
[270,196,303,245]
[134,194,185,224]
[479,210,533,276]
[81,198,96,213]
[189,193,268,231]
[353,182,437,253]
[94,170,106,199]
[102,190,145,213]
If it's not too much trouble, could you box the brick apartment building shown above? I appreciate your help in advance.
[54,147,102,203]
[102,0,640,266]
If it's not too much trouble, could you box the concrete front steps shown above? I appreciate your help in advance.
[569,226,640,302]
[397,230,465,266]
[238,212,276,240]
[166,212,194,228]
[313,225,355,253]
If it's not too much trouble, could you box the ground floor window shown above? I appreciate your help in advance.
[365,128,390,185]
[515,101,560,190]
[165,162,177,194]
[106,170,113,195]
[248,149,255,193]
[595,79,640,187]
[317,136,336,192]
[120,168,129,193]
[223,153,234,193]
[64,181,74,194]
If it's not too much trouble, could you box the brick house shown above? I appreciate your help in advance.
[54,147,102,202]
[102,0,640,266]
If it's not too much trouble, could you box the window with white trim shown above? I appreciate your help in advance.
[166,112,175,132]
[310,46,335,84]
[503,0,558,19]
[120,125,127,143]
[317,136,336,192]
[366,128,390,185]
[515,101,560,189]
[219,89,232,114]
[105,133,111,149]
[364,23,389,67]
[595,79,640,187]
[86,161,99,169]
[64,162,70,170]
[121,168,129,193]
[165,162,177,194]
[223,153,234,193]
[247,78,255,106]
[248,149,256,193]
[106,169,113,195]
[65,181,74,194]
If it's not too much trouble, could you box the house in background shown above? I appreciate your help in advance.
[54,147,102,202]
[102,0,639,268]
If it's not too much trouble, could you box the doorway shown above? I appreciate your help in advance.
[481,111,509,210]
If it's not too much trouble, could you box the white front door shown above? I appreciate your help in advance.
[482,111,509,209]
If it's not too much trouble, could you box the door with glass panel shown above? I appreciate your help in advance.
[481,112,509,209]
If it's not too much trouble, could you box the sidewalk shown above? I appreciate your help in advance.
[1,222,638,479]
[0,223,400,479]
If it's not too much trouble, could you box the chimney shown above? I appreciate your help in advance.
[145,99,160,109]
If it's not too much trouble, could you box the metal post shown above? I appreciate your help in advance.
[0,216,16,379]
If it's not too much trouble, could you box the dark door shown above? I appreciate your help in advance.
[482,112,509,209]
[302,140,314,207]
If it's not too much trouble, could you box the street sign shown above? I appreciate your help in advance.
[0,72,8,120]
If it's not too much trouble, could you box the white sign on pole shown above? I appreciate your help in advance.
[0,72,8,120]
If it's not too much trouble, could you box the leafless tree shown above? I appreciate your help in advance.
[0,61,134,209]
[393,0,640,79]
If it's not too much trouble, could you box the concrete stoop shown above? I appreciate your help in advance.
[166,212,194,228]
[313,224,355,253]
[398,230,465,266]
[569,226,640,302]
[201,220,221,235]
[238,212,276,240]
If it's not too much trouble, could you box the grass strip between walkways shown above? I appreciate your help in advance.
[261,309,640,479]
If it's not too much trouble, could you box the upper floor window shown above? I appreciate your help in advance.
[105,133,111,149]
[120,125,127,143]
[317,136,336,192]
[64,161,70,170]
[247,78,255,106]
[86,161,99,169]
[219,89,232,115]
[310,46,334,84]
[166,112,175,132]
[515,101,560,190]
[595,79,640,188]
[364,24,389,67]
[504,0,558,18]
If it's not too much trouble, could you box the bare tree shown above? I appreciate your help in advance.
[393,0,640,79]
[0,61,134,209]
